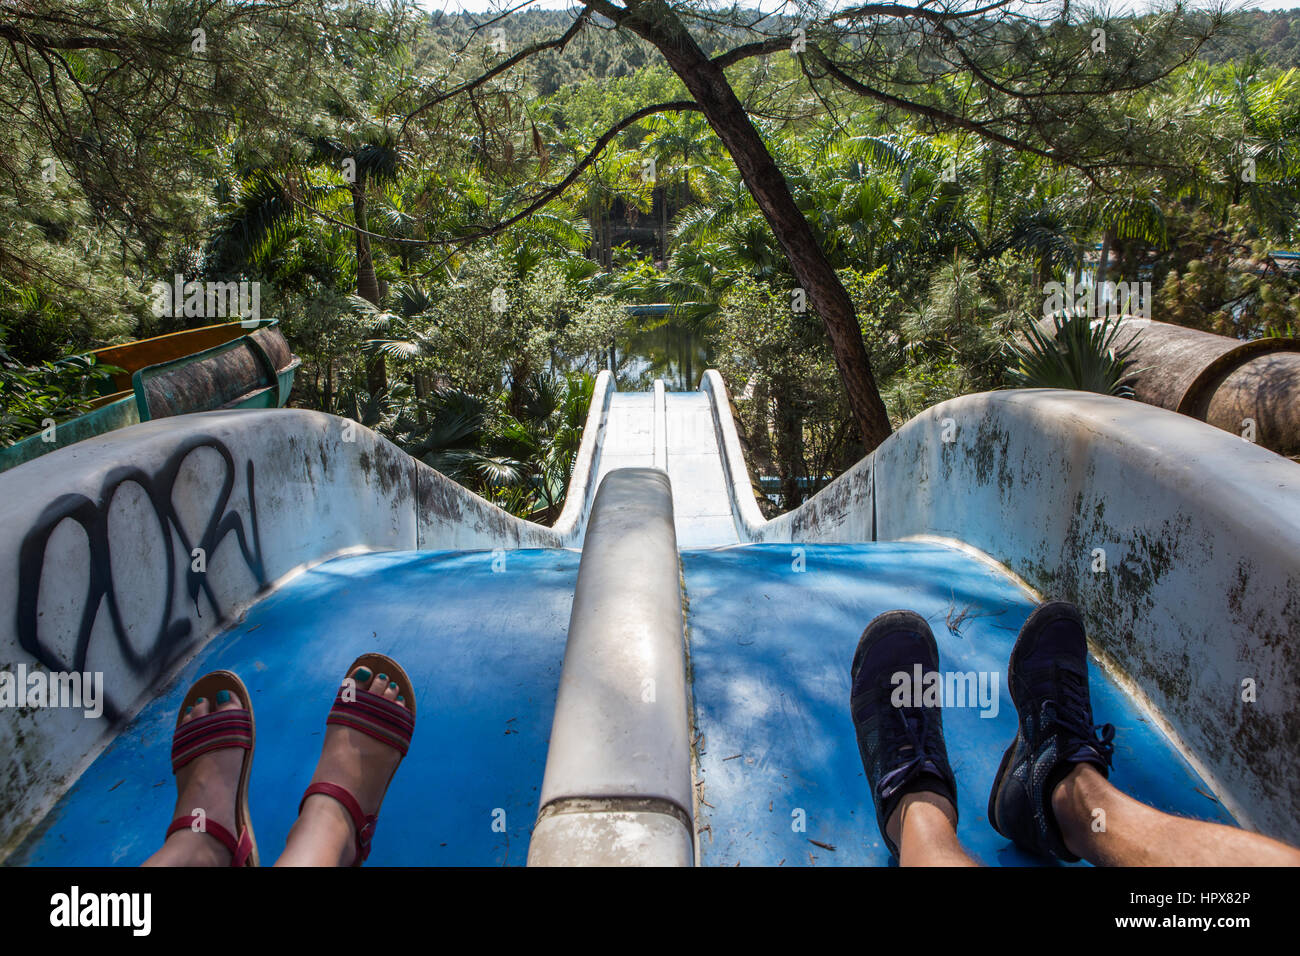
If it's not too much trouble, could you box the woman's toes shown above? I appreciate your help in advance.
[346,665,404,705]
[181,687,240,724]
[349,666,372,695]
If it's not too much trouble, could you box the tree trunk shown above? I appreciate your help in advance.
[751,378,774,472]
[612,1,893,449]
[658,184,668,262]
[604,202,612,267]
[508,359,531,419]
[353,182,388,397]
[774,381,803,509]
[1095,226,1115,314]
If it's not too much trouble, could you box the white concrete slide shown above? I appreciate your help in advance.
[702,372,1300,845]
[0,373,615,857]
[527,468,694,866]
[5,357,1300,859]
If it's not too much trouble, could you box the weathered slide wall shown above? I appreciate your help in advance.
[0,372,614,857]
[705,373,1300,844]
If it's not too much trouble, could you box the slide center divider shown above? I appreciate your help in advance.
[653,379,667,471]
[527,468,695,866]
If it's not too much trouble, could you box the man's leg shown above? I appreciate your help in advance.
[851,609,979,867]
[1051,764,1300,866]
[891,791,979,867]
[989,600,1300,866]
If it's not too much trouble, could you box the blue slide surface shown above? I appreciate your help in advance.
[16,540,1234,866]
[13,550,578,866]
[684,542,1236,866]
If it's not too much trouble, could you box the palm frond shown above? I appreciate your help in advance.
[1004,314,1143,397]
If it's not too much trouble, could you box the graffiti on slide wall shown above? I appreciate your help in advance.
[15,436,268,719]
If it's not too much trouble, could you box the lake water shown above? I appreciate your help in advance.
[605,310,713,391]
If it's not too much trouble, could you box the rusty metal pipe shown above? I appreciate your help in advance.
[1111,319,1300,457]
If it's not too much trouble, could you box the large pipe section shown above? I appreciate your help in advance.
[1116,318,1300,457]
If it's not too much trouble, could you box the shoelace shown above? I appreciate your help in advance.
[1055,667,1116,767]
[876,707,943,801]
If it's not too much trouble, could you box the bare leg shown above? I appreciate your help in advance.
[1053,765,1300,867]
[275,797,357,867]
[144,667,408,867]
[889,791,980,867]
[274,667,407,867]
[143,690,245,867]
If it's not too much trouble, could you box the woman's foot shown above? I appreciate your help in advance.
[143,689,247,867]
[276,665,410,866]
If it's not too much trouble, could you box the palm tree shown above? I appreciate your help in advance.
[489,372,594,522]
[991,204,1080,289]
[309,135,404,395]
[642,110,724,258]
[1090,193,1167,297]
[381,386,509,485]
[1005,313,1143,396]
[207,130,405,397]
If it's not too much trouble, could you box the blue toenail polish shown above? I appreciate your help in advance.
[216,690,231,704]
[390,684,400,694]
[195,697,205,705]
[185,705,193,714]
[377,673,388,682]
[397,696,405,703]
[354,667,372,682]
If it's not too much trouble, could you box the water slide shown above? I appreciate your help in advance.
[0,320,300,474]
[2,368,1297,865]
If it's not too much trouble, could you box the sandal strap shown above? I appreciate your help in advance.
[171,709,252,773]
[165,815,254,867]
[299,781,377,866]
[326,688,415,757]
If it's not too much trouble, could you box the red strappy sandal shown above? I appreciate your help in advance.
[167,670,258,867]
[298,652,416,866]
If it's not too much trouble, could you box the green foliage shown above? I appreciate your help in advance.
[381,372,594,522]
[370,248,618,400]
[878,256,1029,424]
[710,269,898,503]
[1201,11,1300,68]
[0,346,120,445]
[1004,314,1143,397]
[7,1,1300,507]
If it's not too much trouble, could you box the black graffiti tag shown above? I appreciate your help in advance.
[16,436,268,720]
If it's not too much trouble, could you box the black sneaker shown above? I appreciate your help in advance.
[850,609,959,859]
[988,601,1115,862]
